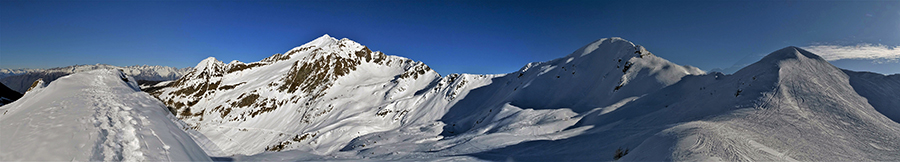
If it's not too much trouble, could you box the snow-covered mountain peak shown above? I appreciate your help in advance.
[299,34,340,49]
[571,37,636,57]
[196,57,224,70]
[735,46,835,78]
[757,46,825,64]
[528,37,703,91]
[182,57,226,80]
[150,34,440,155]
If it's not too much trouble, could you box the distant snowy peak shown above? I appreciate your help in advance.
[495,37,705,112]
[0,64,191,80]
[183,57,226,80]
[740,46,828,70]
[299,34,340,48]
[732,46,842,84]
[0,69,37,79]
[196,57,226,72]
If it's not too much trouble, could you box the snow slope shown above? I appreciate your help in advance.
[1,64,191,94]
[460,47,900,161]
[152,34,441,156]
[844,70,900,123]
[147,35,900,161]
[150,35,708,158]
[0,69,210,161]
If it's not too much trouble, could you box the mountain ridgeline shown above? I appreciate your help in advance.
[116,35,900,160]
[0,64,191,94]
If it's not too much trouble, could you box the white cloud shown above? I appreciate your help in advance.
[802,44,900,63]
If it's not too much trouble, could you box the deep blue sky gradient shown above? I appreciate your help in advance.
[2,1,898,74]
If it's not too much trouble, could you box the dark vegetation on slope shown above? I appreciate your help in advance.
[266,133,318,152]
[613,147,630,160]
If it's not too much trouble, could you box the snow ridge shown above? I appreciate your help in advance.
[0,69,210,161]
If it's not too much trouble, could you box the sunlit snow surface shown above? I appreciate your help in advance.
[224,39,899,161]
[3,36,900,161]
[0,69,210,161]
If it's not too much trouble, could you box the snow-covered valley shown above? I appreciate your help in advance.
[2,35,899,161]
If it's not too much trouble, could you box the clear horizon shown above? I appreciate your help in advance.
[2,1,899,75]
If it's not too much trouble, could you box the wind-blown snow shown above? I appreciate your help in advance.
[0,69,210,161]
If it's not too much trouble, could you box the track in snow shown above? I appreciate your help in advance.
[86,73,148,161]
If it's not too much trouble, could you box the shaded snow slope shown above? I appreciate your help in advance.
[1,64,191,93]
[844,70,900,123]
[0,69,210,161]
[0,83,21,106]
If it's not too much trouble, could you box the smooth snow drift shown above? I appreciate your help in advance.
[0,69,210,161]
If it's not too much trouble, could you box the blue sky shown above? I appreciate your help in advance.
[2,0,899,74]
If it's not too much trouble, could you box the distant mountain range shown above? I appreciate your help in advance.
[2,35,898,161]
[0,64,191,94]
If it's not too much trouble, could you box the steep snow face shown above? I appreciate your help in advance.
[0,64,191,93]
[152,34,440,156]
[0,69,210,161]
